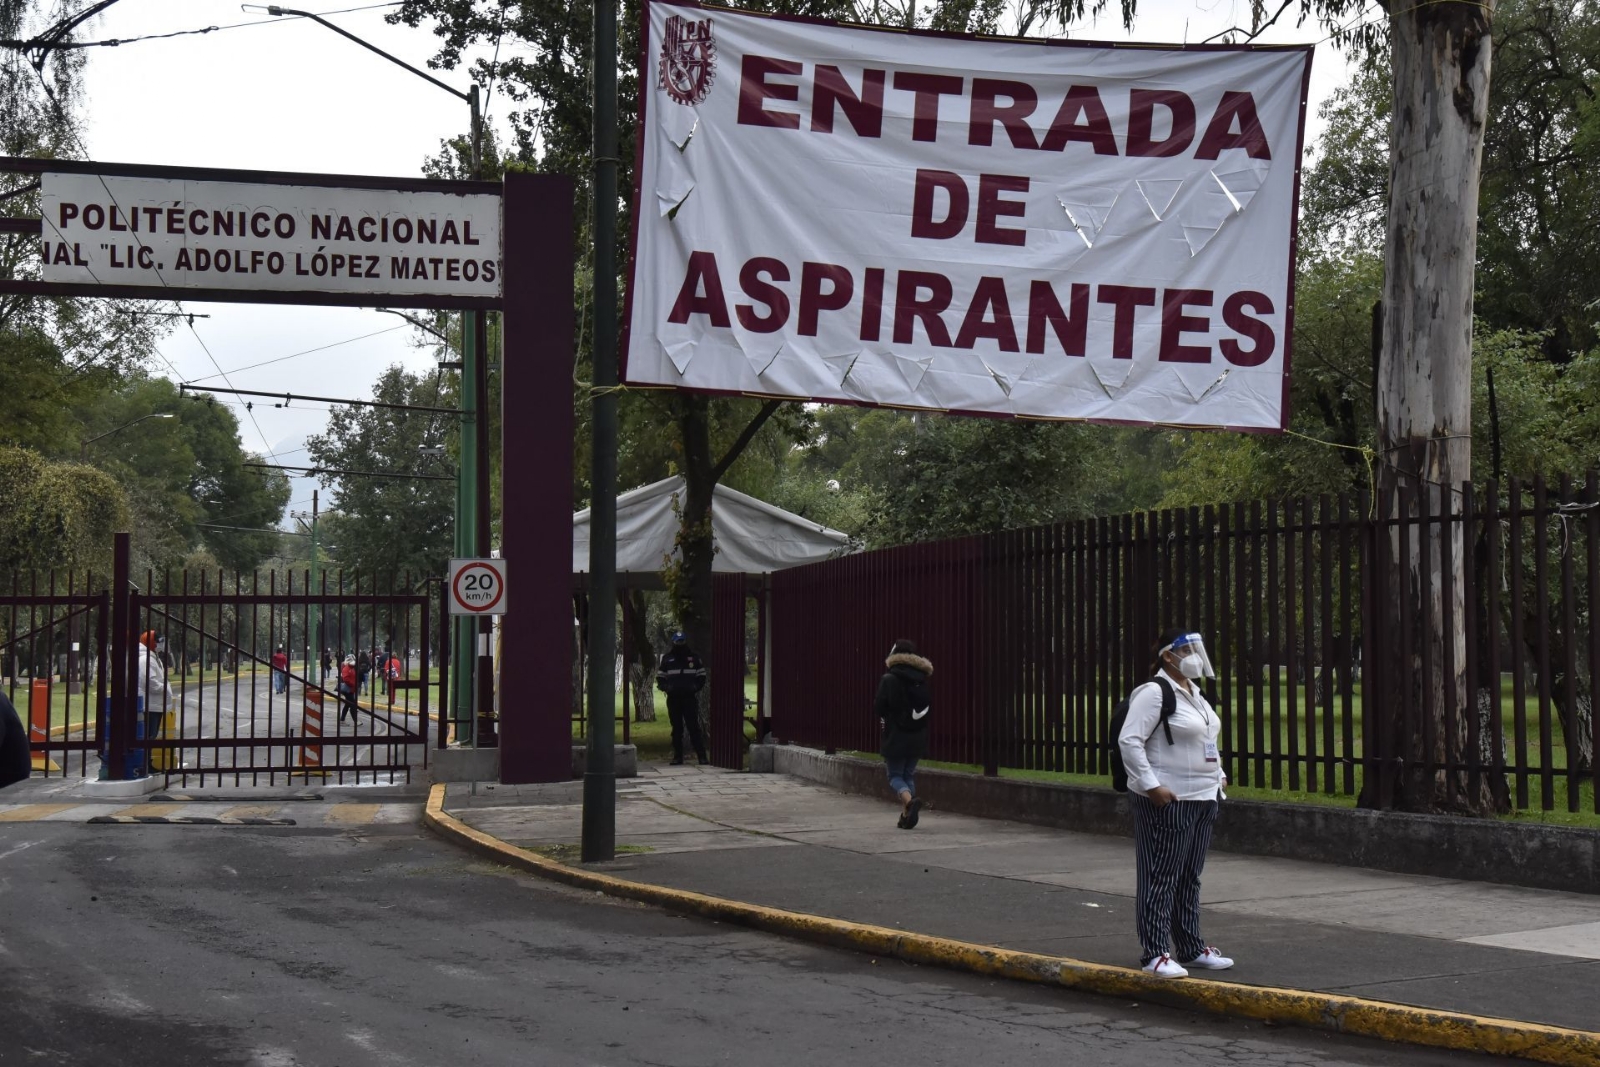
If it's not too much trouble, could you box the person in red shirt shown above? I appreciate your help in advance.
[271,646,289,694]
[337,655,360,723]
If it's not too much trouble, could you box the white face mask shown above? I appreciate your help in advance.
[1178,653,1205,680]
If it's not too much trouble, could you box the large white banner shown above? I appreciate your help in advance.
[40,173,501,299]
[624,2,1312,430]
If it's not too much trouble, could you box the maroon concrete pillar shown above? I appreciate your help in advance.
[498,171,576,783]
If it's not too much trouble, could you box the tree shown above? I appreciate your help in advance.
[305,366,458,582]
[0,444,127,577]
[68,378,290,574]
[2,2,173,440]
[1304,1,1600,356]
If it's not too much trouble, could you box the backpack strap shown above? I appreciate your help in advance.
[1151,676,1177,746]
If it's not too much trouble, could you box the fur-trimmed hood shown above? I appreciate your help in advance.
[885,652,933,676]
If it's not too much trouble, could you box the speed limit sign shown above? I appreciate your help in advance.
[448,558,508,615]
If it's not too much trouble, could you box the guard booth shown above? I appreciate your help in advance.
[572,476,852,768]
[2,156,577,783]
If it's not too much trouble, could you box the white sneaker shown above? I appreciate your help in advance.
[1141,955,1188,979]
[1182,947,1234,970]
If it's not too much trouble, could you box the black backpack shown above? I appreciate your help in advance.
[1108,677,1176,792]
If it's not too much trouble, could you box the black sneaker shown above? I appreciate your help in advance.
[669,757,684,766]
[697,754,709,765]
[897,812,911,829]
[905,798,923,829]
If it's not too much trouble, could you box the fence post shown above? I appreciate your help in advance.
[105,532,132,780]
[982,532,1000,777]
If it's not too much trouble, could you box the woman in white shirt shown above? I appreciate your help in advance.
[1118,628,1232,979]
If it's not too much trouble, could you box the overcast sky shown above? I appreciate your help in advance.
[69,0,1361,528]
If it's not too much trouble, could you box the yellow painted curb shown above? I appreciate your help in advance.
[423,783,1600,1067]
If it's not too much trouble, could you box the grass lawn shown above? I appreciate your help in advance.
[573,675,761,763]
[843,752,1599,828]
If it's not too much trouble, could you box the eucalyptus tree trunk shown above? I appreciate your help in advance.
[675,396,719,742]
[624,589,658,723]
[1368,0,1496,814]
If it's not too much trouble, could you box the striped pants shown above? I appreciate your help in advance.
[1132,795,1219,964]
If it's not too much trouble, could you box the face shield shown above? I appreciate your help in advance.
[1161,633,1215,680]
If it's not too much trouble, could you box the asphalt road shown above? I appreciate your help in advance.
[0,816,1520,1067]
[122,671,423,783]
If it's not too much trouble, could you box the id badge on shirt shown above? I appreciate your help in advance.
[1203,740,1220,763]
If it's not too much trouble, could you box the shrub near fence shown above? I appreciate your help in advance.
[768,474,1600,815]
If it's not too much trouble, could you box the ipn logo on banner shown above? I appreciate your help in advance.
[659,13,716,106]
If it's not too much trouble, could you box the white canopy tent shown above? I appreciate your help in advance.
[573,476,852,575]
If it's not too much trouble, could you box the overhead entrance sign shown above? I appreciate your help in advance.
[624,1,1313,431]
[40,172,500,301]
[449,558,508,616]
[18,159,502,308]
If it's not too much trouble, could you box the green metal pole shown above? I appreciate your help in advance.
[451,314,478,745]
[451,85,485,747]
[582,0,619,861]
[310,489,320,660]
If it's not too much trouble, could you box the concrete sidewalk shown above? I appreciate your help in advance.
[444,763,1600,1037]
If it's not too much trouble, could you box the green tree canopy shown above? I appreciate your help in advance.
[69,378,291,573]
[306,366,457,581]
[0,444,127,577]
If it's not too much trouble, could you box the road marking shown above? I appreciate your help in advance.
[322,803,380,827]
[0,804,79,822]
[0,840,41,861]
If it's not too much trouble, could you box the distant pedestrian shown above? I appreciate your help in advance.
[337,656,360,723]
[384,651,402,703]
[874,639,932,829]
[137,631,173,711]
[656,631,707,765]
[321,648,333,682]
[271,646,289,694]
[135,631,173,767]
[1118,628,1232,979]
[0,690,30,788]
[356,649,371,694]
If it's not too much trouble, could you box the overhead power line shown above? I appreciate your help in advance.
[246,462,456,483]
[182,324,407,382]
[180,383,462,416]
[197,523,309,536]
[0,2,401,60]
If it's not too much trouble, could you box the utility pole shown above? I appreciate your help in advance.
[245,5,489,747]
[310,489,320,659]
[452,84,487,748]
[583,0,619,862]
[292,490,322,670]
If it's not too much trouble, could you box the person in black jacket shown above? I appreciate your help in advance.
[656,631,708,765]
[875,639,933,829]
[1,690,32,789]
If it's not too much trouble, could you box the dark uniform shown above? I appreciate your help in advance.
[657,641,708,765]
[1,690,31,788]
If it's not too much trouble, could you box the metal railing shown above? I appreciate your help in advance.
[8,533,438,786]
[769,474,1600,814]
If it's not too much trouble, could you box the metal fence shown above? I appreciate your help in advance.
[769,474,1600,814]
[7,533,438,786]
[1,571,109,778]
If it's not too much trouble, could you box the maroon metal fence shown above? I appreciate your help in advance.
[10,532,435,786]
[769,474,1600,814]
[132,564,432,786]
[709,573,746,769]
[1,571,108,778]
